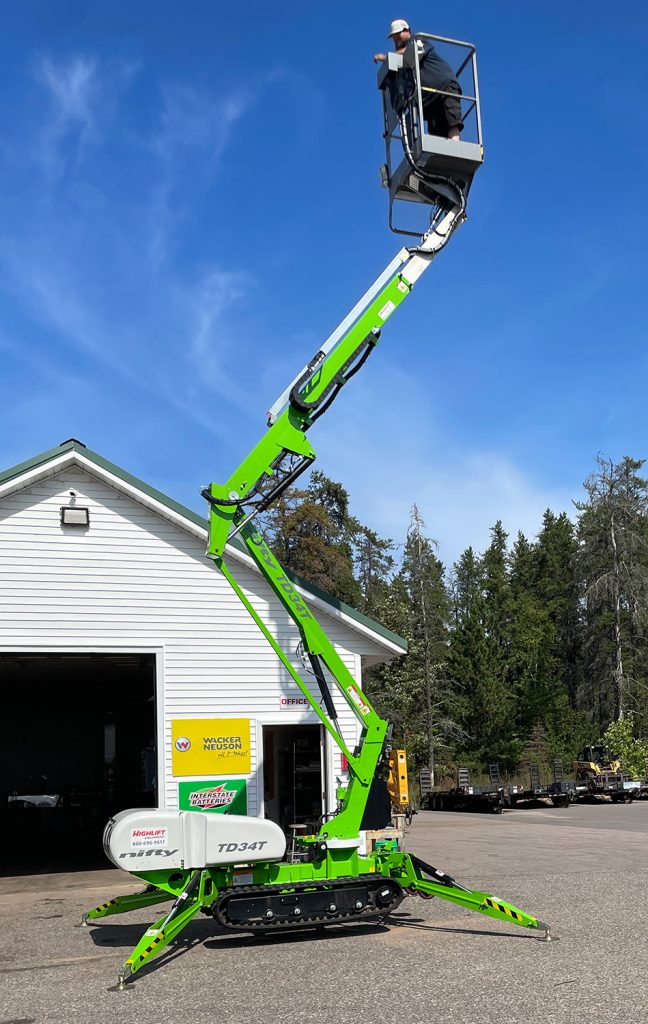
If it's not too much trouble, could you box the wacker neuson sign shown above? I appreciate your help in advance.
[171,718,251,776]
[178,780,247,815]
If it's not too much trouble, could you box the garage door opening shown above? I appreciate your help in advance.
[262,724,325,833]
[0,652,156,875]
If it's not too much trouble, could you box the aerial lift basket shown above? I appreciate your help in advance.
[377,32,484,235]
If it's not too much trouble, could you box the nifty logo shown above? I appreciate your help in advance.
[119,849,178,860]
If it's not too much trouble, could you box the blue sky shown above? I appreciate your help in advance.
[1,1,647,567]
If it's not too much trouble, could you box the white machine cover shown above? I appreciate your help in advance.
[103,808,287,870]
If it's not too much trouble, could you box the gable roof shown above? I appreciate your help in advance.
[0,439,406,656]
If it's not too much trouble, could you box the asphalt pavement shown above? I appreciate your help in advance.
[1,801,647,1024]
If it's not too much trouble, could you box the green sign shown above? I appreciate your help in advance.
[178,779,247,815]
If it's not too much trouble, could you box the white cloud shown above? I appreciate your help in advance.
[2,57,258,440]
[148,84,250,265]
[2,253,109,362]
[310,359,574,566]
[34,54,138,177]
[0,245,236,439]
[38,55,97,126]
[36,55,97,173]
[154,84,247,159]
[328,437,573,567]
[179,265,253,409]
[407,455,574,565]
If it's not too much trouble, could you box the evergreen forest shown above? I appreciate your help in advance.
[261,455,648,786]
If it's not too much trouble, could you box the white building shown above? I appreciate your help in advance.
[0,439,405,870]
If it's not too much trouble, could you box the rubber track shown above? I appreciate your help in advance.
[209,875,404,932]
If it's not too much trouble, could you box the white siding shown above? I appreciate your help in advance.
[0,465,382,814]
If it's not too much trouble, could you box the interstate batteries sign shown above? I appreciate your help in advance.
[171,718,251,776]
[178,779,247,815]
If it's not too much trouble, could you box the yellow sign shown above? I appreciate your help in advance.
[171,718,251,777]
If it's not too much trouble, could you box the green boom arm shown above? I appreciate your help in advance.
[204,203,463,840]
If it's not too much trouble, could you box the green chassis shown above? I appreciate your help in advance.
[85,848,550,986]
[85,120,551,984]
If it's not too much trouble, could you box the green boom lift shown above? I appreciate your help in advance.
[83,33,551,987]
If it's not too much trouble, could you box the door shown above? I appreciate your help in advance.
[262,723,323,831]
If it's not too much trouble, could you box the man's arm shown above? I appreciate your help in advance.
[373,46,407,63]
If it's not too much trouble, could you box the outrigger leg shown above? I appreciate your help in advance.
[82,883,173,927]
[84,871,214,988]
[390,853,552,940]
[116,871,210,989]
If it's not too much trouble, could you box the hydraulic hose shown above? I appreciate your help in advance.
[397,108,465,252]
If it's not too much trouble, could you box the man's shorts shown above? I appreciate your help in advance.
[423,79,464,137]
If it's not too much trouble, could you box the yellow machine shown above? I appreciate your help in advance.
[573,744,621,779]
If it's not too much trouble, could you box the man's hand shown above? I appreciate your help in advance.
[373,52,387,63]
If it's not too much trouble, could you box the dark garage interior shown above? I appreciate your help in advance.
[0,652,156,875]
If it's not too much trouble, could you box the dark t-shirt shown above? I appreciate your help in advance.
[418,41,457,89]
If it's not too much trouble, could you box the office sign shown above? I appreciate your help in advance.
[279,696,311,710]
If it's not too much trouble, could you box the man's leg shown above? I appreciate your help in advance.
[442,80,464,141]
[423,96,443,137]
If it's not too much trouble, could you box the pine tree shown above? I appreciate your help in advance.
[482,521,512,644]
[507,524,589,764]
[398,506,455,785]
[261,471,361,605]
[363,573,425,759]
[576,456,648,726]
[507,531,553,736]
[353,525,396,619]
[365,507,459,785]
[447,537,515,767]
[534,510,582,706]
[450,545,482,624]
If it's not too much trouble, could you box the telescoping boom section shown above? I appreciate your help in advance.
[202,203,462,560]
[84,35,551,988]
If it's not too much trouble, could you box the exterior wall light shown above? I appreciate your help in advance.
[60,490,90,527]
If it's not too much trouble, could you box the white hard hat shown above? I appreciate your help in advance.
[388,19,410,37]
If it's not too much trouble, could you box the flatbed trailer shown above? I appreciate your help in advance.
[508,761,637,807]
[511,762,582,809]
[509,763,553,807]
[548,761,636,805]
[428,761,640,813]
[581,773,636,803]
[427,766,518,814]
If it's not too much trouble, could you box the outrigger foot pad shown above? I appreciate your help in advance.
[535,921,553,942]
